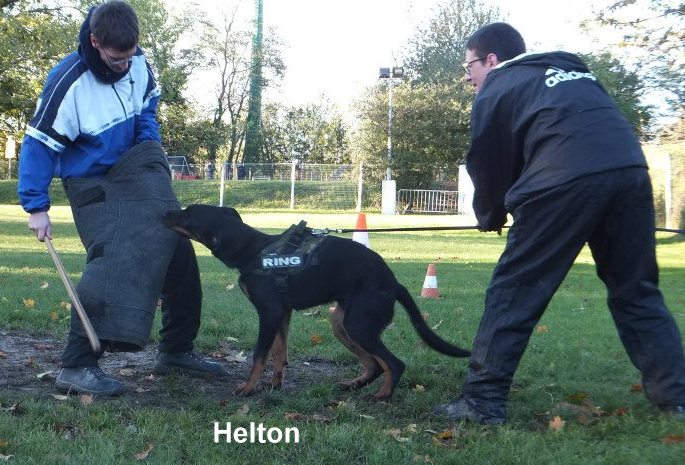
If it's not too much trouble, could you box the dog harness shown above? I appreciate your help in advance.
[251,221,324,294]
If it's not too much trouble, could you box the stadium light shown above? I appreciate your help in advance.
[378,66,403,215]
[378,66,404,181]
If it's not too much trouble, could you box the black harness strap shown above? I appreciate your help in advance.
[252,221,322,306]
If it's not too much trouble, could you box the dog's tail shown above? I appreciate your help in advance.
[396,284,471,357]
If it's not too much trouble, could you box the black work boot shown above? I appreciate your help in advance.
[432,396,506,425]
[55,367,126,396]
[152,351,227,378]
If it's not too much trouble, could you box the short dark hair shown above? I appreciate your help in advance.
[90,1,139,51]
[466,22,526,63]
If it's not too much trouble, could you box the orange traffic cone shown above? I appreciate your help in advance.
[352,213,370,248]
[421,264,440,298]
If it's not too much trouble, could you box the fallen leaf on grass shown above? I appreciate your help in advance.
[23,357,35,367]
[303,309,320,317]
[60,301,71,311]
[40,282,49,289]
[49,312,60,321]
[225,283,235,290]
[36,371,54,380]
[566,391,589,403]
[310,334,323,346]
[135,388,150,394]
[553,400,608,425]
[431,320,443,330]
[79,395,94,406]
[431,428,457,447]
[32,343,55,351]
[0,352,7,359]
[326,400,355,412]
[434,430,453,440]
[236,404,250,415]
[404,424,418,434]
[535,325,549,334]
[384,428,410,442]
[0,453,13,461]
[549,415,565,431]
[224,351,247,363]
[422,313,430,321]
[22,298,36,309]
[52,394,69,401]
[413,384,426,392]
[284,411,335,423]
[118,369,135,377]
[56,424,77,441]
[0,440,8,449]
[661,434,685,445]
[0,402,21,415]
[134,444,154,460]
[630,384,643,393]
[612,407,630,416]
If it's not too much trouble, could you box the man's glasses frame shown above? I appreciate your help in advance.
[102,48,133,67]
[462,56,487,74]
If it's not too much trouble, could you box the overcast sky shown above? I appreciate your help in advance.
[167,0,618,110]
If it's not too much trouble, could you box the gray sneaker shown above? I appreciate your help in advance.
[56,367,126,396]
[152,351,228,377]
[432,396,506,425]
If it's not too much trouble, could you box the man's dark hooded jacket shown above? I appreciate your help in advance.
[466,51,647,230]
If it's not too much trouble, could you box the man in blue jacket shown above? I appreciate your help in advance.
[18,1,226,395]
[433,22,685,424]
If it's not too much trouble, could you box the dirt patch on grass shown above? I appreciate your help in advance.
[0,330,344,407]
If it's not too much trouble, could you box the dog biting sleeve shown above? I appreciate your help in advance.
[64,141,180,349]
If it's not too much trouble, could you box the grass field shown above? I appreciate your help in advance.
[1,205,684,464]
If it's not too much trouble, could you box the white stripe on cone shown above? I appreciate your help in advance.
[421,263,440,298]
[352,213,370,248]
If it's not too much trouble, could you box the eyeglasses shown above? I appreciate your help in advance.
[102,49,133,67]
[462,56,487,74]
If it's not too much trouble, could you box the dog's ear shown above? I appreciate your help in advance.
[221,207,242,222]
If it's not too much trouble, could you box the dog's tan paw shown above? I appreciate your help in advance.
[233,382,256,396]
[338,380,362,391]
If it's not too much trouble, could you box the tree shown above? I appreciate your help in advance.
[261,101,351,164]
[402,0,500,85]
[198,1,283,165]
[129,0,201,105]
[580,51,652,136]
[586,0,684,121]
[0,0,80,138]
[243,0,263,163]
[353,0,500,189]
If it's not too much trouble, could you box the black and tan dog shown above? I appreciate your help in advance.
[163,204,470,399]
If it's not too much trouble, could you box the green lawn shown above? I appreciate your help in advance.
[1,205,684,464]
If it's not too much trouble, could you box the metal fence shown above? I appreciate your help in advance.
[397,189,460,214]
[167,161,363,211]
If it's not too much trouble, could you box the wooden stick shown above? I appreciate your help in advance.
[45,238,101,353]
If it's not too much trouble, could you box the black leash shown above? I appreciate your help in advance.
[312,225,685,235]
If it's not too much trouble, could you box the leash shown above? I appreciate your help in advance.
[312,225,685,235]
[314,225,483,234]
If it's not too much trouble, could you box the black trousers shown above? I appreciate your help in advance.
[61,237,202,367]
[463,168,685,418]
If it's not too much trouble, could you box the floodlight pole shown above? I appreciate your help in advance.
[386,77,393,181]
[379,67,403,214]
